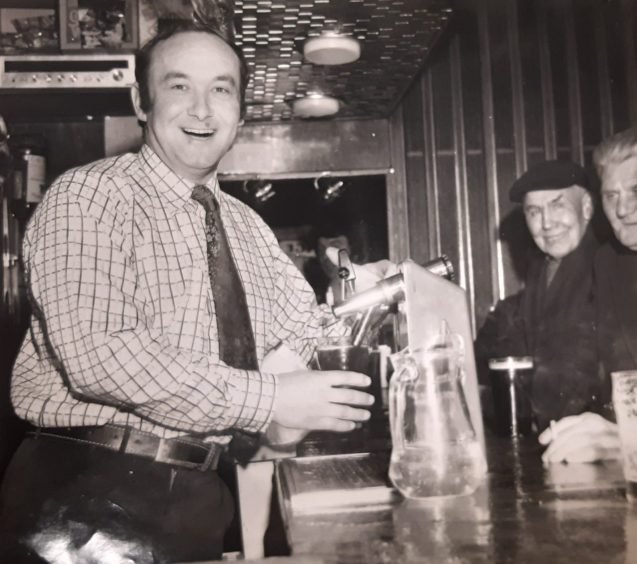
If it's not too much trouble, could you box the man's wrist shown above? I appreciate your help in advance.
[263,421,306,451]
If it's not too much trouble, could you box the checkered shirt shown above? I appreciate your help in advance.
[11,145,341,442]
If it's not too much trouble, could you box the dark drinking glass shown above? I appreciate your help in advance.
[489,356,534,437]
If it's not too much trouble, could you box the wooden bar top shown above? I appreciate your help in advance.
[276,434,636,563]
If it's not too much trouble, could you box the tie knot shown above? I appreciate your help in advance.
[191,184,219,213]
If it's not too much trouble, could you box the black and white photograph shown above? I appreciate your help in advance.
[0,0,636,562]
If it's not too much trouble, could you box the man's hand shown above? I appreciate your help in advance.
[325,247,399,292]
[538,412,622,464]
[272,370,374,432]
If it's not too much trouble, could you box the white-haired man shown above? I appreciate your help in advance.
[537,131,637,464]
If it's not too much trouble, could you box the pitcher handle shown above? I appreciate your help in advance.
[389,352,418,450]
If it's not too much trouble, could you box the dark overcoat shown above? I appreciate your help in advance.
[594,240,637,375]
[475,229,602,431]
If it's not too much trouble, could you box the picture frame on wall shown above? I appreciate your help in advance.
[0,7,58,53]
[59,0,138,51]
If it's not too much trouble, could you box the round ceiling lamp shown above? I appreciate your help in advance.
[303,32,361,65]
[292,94,340,118]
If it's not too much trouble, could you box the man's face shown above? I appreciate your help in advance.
[523,186,592,259]
[132,31,242,183]
[600,155,637,251]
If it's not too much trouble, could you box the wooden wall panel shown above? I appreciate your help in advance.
[402,86,429,265]
[395,0,636,331]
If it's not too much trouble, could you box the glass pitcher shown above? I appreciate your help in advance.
[388,342,487,499]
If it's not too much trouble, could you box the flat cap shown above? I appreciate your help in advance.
[509,160,590,203]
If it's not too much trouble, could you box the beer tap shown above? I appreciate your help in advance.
[337,248,356,303]
[332,254,455,319]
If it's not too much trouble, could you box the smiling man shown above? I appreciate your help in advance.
[475,160,605,437]
[132,29,244,180]
[0,20,392,562]
[536,133,637,466]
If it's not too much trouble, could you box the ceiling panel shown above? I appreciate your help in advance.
[232,0,453,122]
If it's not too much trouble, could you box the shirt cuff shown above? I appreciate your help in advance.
[228,369,277,433]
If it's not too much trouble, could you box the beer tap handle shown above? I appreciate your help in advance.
[337,248,356,301]
[351,306,375,346]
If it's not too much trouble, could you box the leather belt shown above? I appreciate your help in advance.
[30,425,223,472]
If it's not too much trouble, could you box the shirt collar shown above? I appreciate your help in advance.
[138,144,221,215]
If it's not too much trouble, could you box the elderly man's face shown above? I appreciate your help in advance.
[523,185,592,259]
[600,155,637,251]
[132,31,242,183]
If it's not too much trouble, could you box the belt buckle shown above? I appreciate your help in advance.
[154,438,220,471]
[154,438,200,471]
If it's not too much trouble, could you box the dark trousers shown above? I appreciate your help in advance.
[0,435,234,563]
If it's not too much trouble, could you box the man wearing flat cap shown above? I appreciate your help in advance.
[476,160,606,438]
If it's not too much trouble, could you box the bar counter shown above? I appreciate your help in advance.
[275,433,636,563]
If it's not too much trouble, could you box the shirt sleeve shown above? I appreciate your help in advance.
[25,183,275,435]
[264,230,349,364]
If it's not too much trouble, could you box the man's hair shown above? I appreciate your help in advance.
[593,127,637,179]
[135,19,249,119]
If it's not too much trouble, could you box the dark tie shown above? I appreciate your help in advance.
[191,185,258,370]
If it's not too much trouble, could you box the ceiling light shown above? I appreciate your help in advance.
[292,94,340,118]
[303,32,361,65]
[314,173,345,202]
[243,179,275,204]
